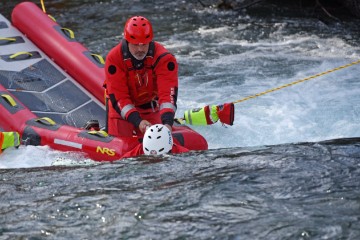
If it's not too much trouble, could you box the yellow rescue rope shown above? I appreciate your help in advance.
[233,59,360,104]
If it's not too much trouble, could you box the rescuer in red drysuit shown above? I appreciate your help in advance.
[104,16,178,137]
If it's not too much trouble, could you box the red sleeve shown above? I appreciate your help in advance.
[122,142,188,158]
[121,143,144,158]
[105,44,138,119]
[153,43,179,125]
[171,144,190,154]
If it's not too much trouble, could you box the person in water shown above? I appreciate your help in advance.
[0,131,20,154]
[104,16,178,137]
[122,124,189,158]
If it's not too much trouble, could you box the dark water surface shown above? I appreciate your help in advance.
[1,138,360,239]
[1,1,360,239]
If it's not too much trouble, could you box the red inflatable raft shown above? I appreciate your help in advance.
[0,1,208,161]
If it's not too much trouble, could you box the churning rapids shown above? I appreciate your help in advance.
[1,1,360,239]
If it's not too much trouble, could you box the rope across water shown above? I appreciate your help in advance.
[233,59,360,104]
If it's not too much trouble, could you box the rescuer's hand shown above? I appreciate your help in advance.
[139,120,152,133]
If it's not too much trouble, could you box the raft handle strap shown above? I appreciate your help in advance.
[87,130,109,138]
[10,52,33,60]
[0,37,16,43]
[61,28,75,39]
[91,54,105,64]
[1,94,17,107]
[35,117,56,126]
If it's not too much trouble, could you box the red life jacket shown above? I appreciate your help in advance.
[121,39,157,106]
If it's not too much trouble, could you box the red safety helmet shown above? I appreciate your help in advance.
[124,16,153,44]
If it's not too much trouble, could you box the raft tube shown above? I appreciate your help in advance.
[12,1,106,103]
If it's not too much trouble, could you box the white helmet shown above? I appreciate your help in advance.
[143,124,173,155]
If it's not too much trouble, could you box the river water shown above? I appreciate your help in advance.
[1,0,360,239]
